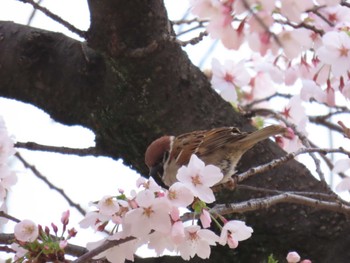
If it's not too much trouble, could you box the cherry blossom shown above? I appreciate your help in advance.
[219,220,253,249]
[333,159,350,192]
[98,195,120,216]
[190,0,222,18]
[148,230,176,255]
[279,96,308,152]
[211,58,250,102]
[280,0,314,23]
[0,117,15,164]
[300,79,335,106]
[79,210,112,230]
[177,225,219,260]
[14,219,39,242]
[287,251,301,263]
[317,31,350,77]
[176,154,223,203]
[87,237,138,263]
[136,176,162,192]
[167,182,194,207]
[0,164,17,201]
[11,243,28,260]
[278,29,313,60]
[123,189,172,237]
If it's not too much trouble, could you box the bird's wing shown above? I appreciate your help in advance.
[172,127,247,165]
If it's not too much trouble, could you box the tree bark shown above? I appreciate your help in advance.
[0,1,349,262]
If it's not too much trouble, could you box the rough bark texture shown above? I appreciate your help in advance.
[0,0,349,262]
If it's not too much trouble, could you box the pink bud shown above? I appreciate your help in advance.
[300,260,312,263]
[61,210,70,226]
[68,228,78,238]
[200,209,211,228]
[286,251,301,263]
[283,127,295,140]
[51,223,58,235]
[45,226,50,235]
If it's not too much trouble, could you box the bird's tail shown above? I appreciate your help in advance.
[237,125,286,149]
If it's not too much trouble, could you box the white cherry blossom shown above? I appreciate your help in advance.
[176,154,223,203]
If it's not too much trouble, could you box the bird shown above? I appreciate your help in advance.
[145,125,286,187]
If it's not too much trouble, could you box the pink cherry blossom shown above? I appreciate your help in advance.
[0,165,17,201]
[211,58,250,102]
[219,220,253,249]
[136,177,162,192]
[148,230,176,255]
[317,0,340,6]
[300,260,312,263]
[286,251,301,263]
[11,243,28,260]
[176,154,223,203]
[87,237,137,263]
[171,220,186,244]
[177,225,219,260]
[14,219,39,242]
[317,31,350,77]
[280,0,314,22]
[333,159,350,191]
[278,29,313,59]
[335,177,350,192]
[79,211,112,230]
[190,0,222,18]
[123,189,172,237]
[300,80,329,104]
[0,117,15,164]
[317,6,350,31]
[98,195,120,216]
[167,182,194,207]
[200,209,212,228]
[207,15,244,50]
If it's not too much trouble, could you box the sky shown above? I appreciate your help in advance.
[0,0,350,261]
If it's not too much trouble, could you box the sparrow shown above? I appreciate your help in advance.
[145,125,286,187]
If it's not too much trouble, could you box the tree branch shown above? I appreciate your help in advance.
[17,0,86,38]
[15,142,100,157]
[15,152,86,216]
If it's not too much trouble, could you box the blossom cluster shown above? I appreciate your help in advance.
[0,117,17,224]
[80,154,253,263]
[12,210,77,262]
[189,0,350,153]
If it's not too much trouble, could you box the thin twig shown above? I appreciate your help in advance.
[243,92,292,110]
[15,152,86,216]
[176,31,208,47]
[0,211,20,223]
[27,0,44,25]
[235,147,350,183]
[15,142,100,157]
[212,192,350,216]
[17,0,86,38]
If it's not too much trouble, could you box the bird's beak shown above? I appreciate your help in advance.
[149,163,163,179]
